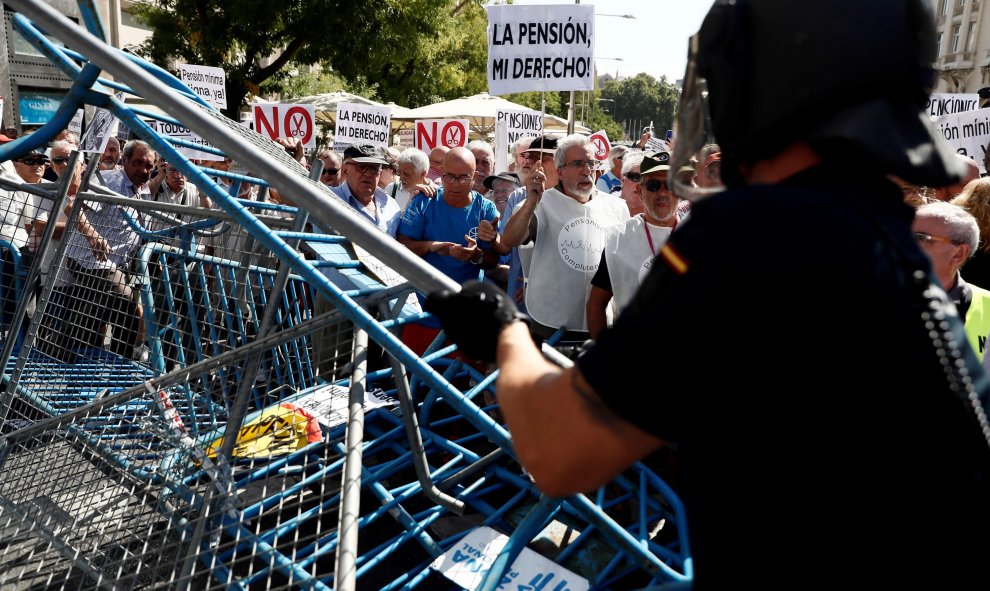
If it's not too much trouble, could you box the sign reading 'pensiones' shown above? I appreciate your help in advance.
[486,4,595,95]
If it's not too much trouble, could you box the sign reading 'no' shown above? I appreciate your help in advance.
[252,104,317,149]
[415,119,470,152]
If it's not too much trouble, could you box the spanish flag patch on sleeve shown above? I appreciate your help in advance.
[659,244,688,275]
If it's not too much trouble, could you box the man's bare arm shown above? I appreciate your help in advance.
[495,322,663,497]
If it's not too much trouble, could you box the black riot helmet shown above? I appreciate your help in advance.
[670,0,967,197]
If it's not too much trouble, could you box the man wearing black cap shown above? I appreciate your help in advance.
[585,151,680,340]
[482,171,520,217]
[423,1,990,587]
[330,143,402,237]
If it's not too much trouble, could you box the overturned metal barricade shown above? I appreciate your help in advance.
[0,2,693,589]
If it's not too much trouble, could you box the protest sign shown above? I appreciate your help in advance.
[927,93,979,118]
[494,118,508,175]
[334,102,391,148]
[68,108,84,138]
[431,526,589,591]
[397,128,414,148]
[590,130,611,161]
[150,120,223,161]
[933,107,990,173]
[179,64,227,109]
[487,4,595,94]
[496,108,543,144]
[253,103,318,149]
[414,118,470,151]
[80,92,125,154]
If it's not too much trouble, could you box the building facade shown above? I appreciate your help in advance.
[934,0,989,93]
[0,0,151,135]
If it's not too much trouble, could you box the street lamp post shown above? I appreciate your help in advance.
[568,5,636,134]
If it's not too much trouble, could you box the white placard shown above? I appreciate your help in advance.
[414,118,470,152]
[487,4,595,95]
[353,243,423,315]
[67,108,84,138]
[431,526,589,591]
[494,119,508,175]
[927,93,979,118]
[150,120,223,161]
[496,108,543,145]
[589,129,611,161]
[933,107,990,174]
[334,102,392,148]
[179,63,227,109]
[397,128,414,148]
[291,384,398,428]
[253,103,318,149]
[79,92,125,154]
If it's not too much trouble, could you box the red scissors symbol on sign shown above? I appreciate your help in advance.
[592,136,608,159]
[444,124,463,147]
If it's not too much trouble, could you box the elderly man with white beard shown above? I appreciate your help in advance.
[496,134,629,347]
[586,152,683,340]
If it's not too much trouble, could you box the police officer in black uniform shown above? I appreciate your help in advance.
[425,1,990,587]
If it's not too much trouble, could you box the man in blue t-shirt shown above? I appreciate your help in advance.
[397,146,500,355]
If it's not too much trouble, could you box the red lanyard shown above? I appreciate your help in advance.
[644,216,676,256]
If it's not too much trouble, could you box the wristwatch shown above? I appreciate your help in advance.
[470,248,484,265]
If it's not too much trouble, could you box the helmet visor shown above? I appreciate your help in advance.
[670,33,725,202]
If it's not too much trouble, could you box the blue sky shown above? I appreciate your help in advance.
[507,0,715,83]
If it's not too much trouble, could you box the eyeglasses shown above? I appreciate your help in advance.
[913,232,962,246]
[624,172,642,183]
[321,168,340,176]
[442,173,474,184]
[18,157,47,166]
[642,179,671,193]
[50,156,70,165]
[564,159,598,170]
[352,162,383,175]
[522,152,554,162]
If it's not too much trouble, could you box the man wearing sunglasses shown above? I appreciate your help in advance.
[317,149,343,188]
[497,134,629,345]
[913,201,990,359]
[329,143,402,237]
[586,151,681,340]
[0,148,48,326]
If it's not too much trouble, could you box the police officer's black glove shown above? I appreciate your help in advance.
[423,280,526,362]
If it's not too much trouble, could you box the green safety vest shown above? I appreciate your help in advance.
[965,283,990,359]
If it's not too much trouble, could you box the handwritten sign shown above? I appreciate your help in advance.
[496,108,543,145]
[150,120,223,161]
[431,526,589,591]
[291,384,397,428]
[487,4,595,95]
[335,102,392,148]
[933,107,990,174]
[179,64,227,109]
[927,93,979,118]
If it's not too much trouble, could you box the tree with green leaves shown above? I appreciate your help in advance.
[131,0,491,118]
[600,73,680,142]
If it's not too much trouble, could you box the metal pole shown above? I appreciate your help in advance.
[567,0,580,135]
[334,329,368,591]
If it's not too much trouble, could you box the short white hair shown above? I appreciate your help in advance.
[621,150,645,176]
[396,148,429,176]
[554,134,591,168]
